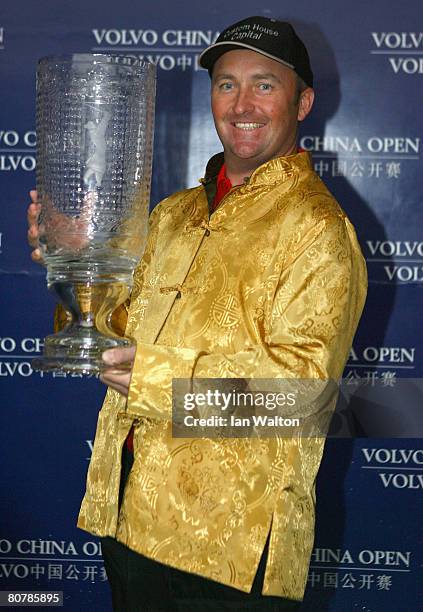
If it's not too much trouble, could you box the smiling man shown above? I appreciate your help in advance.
[210,49,313,185]
[33,15,367,612]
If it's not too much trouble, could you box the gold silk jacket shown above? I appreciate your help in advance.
[78,151,367,601]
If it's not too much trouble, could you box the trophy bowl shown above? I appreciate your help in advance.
[32,54,156,374]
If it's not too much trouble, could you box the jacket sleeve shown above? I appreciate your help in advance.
[126,213,367,421]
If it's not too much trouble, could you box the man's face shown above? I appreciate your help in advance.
[211,49,314,169]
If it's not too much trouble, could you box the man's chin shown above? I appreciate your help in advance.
[227,146,266,162]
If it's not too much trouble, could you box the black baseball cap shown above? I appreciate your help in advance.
[199,16,313,87]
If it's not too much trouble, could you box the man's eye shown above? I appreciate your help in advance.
[219,82,233,91]
[258,83,272,91]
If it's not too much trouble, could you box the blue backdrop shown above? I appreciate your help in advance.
[0,1,422,610]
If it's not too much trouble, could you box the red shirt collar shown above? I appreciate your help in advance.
[211,150,304,212]
[212,163,232,211]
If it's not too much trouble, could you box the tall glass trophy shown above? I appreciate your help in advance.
[32,54,156,374]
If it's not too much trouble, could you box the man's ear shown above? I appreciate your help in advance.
[297,87,315,122]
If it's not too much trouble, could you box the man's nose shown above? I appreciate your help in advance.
[232,87,255,115]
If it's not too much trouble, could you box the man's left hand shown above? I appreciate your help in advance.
[100,346,136,397]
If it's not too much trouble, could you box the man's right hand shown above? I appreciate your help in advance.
[27,190,44,263]
[27,190,93,259]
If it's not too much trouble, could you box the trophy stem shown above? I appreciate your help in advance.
[33,268,134,374]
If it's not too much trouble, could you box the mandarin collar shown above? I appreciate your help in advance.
[201,151,312,188]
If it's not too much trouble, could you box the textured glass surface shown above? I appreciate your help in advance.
[33,55,156,373]
[36,54,156,277]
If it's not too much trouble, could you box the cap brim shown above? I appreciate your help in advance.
[199,41,295,73]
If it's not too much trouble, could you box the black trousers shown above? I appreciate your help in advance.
[102,445,302,612]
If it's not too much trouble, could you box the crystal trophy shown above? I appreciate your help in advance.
[32,54,156,373]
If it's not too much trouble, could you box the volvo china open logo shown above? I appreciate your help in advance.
[299,135,420,181]
[91,28,219,71]
[0,130,36,172]
[0,539,105,583]
[348,345,415,368]
[0,336,95,378]
[365,240,423,283]
[371,31,423,74]
[361,447,423,489]
[308,545,412,594]
[0,337,44,377]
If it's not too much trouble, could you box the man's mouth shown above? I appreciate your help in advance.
[233,122,265,130]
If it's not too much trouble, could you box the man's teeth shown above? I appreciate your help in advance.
[234,122,264,130]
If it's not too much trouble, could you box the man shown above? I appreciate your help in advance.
[28,16,367,611]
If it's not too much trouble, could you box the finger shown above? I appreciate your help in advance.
[104,382,128,396]
[101,369,131,386]
[27,202,41,223]
[99,371,131,396]
[27,226,39,247]
[99,376,128,397]
[102,346,136,366]
[30,248,44,263]
[29,189,39,203]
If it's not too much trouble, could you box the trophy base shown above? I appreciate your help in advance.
[32,328,135,375]
[33,272,135,375]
